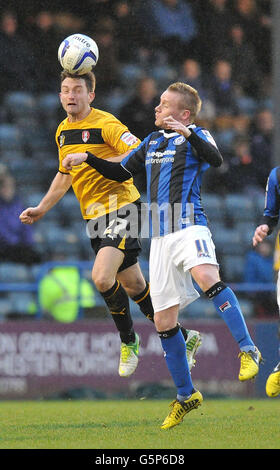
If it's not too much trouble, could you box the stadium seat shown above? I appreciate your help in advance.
[3,91,36,118]
[222,255,245,282]
[103,88,131,116]
[0,124,24,152]
[21,124,51,152]
[235,221,257,248]
[236,96,258,116]
[0,297,14,316]
[8,158,48,185]
[118,63,143,86]
[36,93,60,116]
[237,298,254,317]
[0,150,26,166]
[58,192,80,210]
[23,192,47,208]
[8,292,35,314]
[201,193,225,221]
[213,129,236,152]
[212,226,245,255]
[150,65,176,87]
[254,191,266,216]
[44,225,78,244]
[0,263,32,283]
[224,193,256,221]
[181,297,216,318]
[58,192,81,221]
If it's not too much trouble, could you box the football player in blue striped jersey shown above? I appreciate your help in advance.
[253,166,280,397]
[63,82,262,428]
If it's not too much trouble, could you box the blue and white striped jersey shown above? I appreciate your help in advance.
[121,125,218,237]
[262,166,280,232]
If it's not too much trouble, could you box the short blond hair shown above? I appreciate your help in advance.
[167,82,202,122]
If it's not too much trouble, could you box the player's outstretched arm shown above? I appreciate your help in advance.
[62,152,132,182]
[62,153,88,170]
[252,224,269,247]
[19,172,72,225]
[62,151,131,171]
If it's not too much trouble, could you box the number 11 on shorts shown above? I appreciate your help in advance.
[195,239,210,258]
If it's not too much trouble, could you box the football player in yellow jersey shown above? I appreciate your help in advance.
[19,71,150,377]
[20,71,200,377]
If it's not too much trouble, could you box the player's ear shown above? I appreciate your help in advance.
[182,109,191,122]
[89,91,95,104]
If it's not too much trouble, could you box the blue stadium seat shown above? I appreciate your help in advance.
[8,158,47,185]
[236,96,258,116]
[237,298,254,317]
[202,193,225,221]
[0,297,14,316]
[0,124,24,151]
[235,221,256,248]
[224,193,256,221]
[0,263,32,283]
[212,227,245,255]
[44,225,78,244]
[181,297,216,318]
[222,255,245,283]
[8,292,35,314]
[36,93,60,116]
[24,192,47,208]
[118,63,143,87]
[103,88,131,116]
[20,123,50,152]
[150,65,176,87]
[42,224,82,259]
[59,192,80,209]
[254,191,266,216]
[213,129,236,152]
[3,91,36,117]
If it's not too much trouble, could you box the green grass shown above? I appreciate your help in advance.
[0,399,279,449]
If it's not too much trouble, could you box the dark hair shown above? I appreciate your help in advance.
[60,70,96,92]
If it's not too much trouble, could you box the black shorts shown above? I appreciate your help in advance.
[87,201,142,272]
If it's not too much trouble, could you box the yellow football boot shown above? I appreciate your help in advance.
[266,362,280,397]
[238,347,262,381]
[160,390,203,430]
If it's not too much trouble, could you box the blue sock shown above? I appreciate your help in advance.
[159,328,193,399]
[211,287,255,350]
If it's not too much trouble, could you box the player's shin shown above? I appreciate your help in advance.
[158,325,194,399]
[205,281,255,349]
[100,279,135,344]
[131,280,154,322]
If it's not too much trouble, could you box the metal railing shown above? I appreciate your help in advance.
[0,261,277,318]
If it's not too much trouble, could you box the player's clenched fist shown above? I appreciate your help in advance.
[252,224,269,247]
[19,207,44,225]
[62,153,88,171]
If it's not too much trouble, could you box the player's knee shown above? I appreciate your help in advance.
[192,266,220,292]
[92,272,115,293]
[121,277,146,297]
[154,310,178,332]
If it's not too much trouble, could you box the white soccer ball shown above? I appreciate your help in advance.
[58,33,99,74]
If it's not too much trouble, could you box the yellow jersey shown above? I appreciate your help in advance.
[55,107,141,219]
[274,229,280,271]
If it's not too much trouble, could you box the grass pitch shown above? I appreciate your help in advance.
[0,399,279,449]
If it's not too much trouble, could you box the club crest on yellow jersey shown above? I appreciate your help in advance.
[59,134,65,147]
[82,130,90,143]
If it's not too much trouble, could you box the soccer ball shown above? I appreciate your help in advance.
[58,33,99,75]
